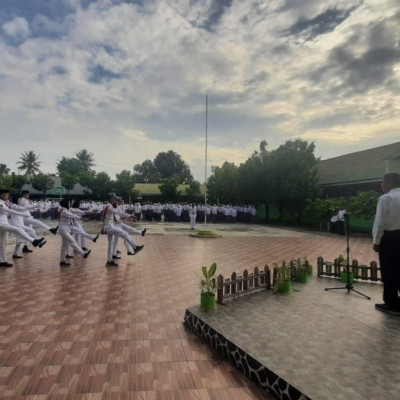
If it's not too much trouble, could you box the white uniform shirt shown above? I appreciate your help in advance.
[372,188,400,245]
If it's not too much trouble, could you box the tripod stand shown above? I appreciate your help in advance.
[325,212,371,300]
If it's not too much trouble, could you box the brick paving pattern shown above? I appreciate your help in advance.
[0,220,379,399]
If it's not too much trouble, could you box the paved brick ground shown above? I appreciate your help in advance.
[0,220,378,399]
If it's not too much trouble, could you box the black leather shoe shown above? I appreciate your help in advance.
[12,255,23,259]
[0,262,13,267]
[141,228,147,237]
[106,261,118,267]
[375,303,400,315]
[39,240,47,248]
[49,226,58,235]
[32,238,45,247]
[22,246,33,253]
[82,247,88,251]
[60,261,71,267]
[134,245,144,255]
[93,234,99,243]
[112,255,121,259]
[66,255,74,259]
[127,251,134,256]
[83,250,91,259]
[116,250,121,254]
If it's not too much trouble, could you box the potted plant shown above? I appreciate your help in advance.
[273,263,291,294]
[338,254,354,284]
[293,257,309,283]
[200,262,218,310]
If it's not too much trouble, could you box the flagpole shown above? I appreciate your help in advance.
[204,94,208,230]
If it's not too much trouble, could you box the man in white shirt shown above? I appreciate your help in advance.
[372,172,400,315]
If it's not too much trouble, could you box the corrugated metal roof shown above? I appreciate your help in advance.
[317,142,400,185]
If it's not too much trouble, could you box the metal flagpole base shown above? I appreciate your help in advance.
[325,284,371,300]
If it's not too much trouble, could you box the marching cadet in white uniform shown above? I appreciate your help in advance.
[69,200,99,251]
[19,190,58,253]
[111,197,146,259]
[0,189,45,267]
[57,198,91,267]
[102,193,144,267]
[8,195,45,259]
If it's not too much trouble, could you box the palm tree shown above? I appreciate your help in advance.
[75,149,95,171]
[17,151,41,178]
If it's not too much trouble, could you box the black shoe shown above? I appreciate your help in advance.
[117,250,121,254]
[66,255,74,259]
[49,226,58,235]
[22,246,33,253]
[141,228,146,237]
[0,262,13,267]
[32,238,45,248]
[134,245,144,255]
[127,251,134,256]
[375,303,400,315]
[12,255,23,259]
[93,234,99,243]
[39,240,47,248]
[106,260,118,267]
[112,255,121,259]
[60,261,71,267]
[83,250,92,259]
[82,247,88,251]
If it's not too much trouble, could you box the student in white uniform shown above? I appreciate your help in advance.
[57,198,91,267]
[0,189,45,267]
[189,204,197,230]
[102,193,144,267]
[19,190,58,253]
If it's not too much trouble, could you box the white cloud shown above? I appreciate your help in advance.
[2,17,31,39]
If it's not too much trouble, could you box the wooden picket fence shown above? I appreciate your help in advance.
[317,256,381,282]
[216,265,272,304]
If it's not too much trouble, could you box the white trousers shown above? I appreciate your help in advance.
[0,225,36,262]
[58,227,85,262]
[104,224,136,262]
[24,217,51,231]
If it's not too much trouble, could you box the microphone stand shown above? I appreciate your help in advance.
[325,212,371,300]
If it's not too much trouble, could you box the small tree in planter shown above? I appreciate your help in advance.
[200,262,218,310]
[273,263,291,294]
[293,256,313,282]
[337,254,354,283]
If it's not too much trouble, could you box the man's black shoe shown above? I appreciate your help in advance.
[22,246,33,253]
[12,255,23,259]
[116,250,121,254]
[83,250,92,259]
[49,226,58,235]
[0,262,13,267]
[127,251,134,255]
[106,261,118,267]
[112,255,121,259]
[141,228,146,237]
[375,303,400,315]
[66,255,74,259]
[93,234,99,243]
[32,238,45,247]
[82,247,88,251]
[60,261,71,267]
[39,240,47,248]
[134,245,144,255]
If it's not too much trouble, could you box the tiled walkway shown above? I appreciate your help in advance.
[0,221,378,399]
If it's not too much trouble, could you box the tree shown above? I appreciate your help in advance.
[185,180,202,203]
[153,150,193,183]
[207,162,239,204]
[57,157,86,176]
[268,139,319,219]
[10,173,27,193]
[0,163,12,189]
[159,177,180,202]
[60,172,77,196]
[78,170,96,195]
[17,151,41,178]
[133,159,160,183]
[114,170,136,202]
[75,149,95,171]
[31,174,54,197]
[86,172,112,200]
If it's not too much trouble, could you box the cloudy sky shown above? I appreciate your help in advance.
[1,0,399,182]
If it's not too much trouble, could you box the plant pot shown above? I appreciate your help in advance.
[278,281,291,294]
[296,270,308,283]
[200,293,216,310]
[340,272,354,284]
[307,266,313,276]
